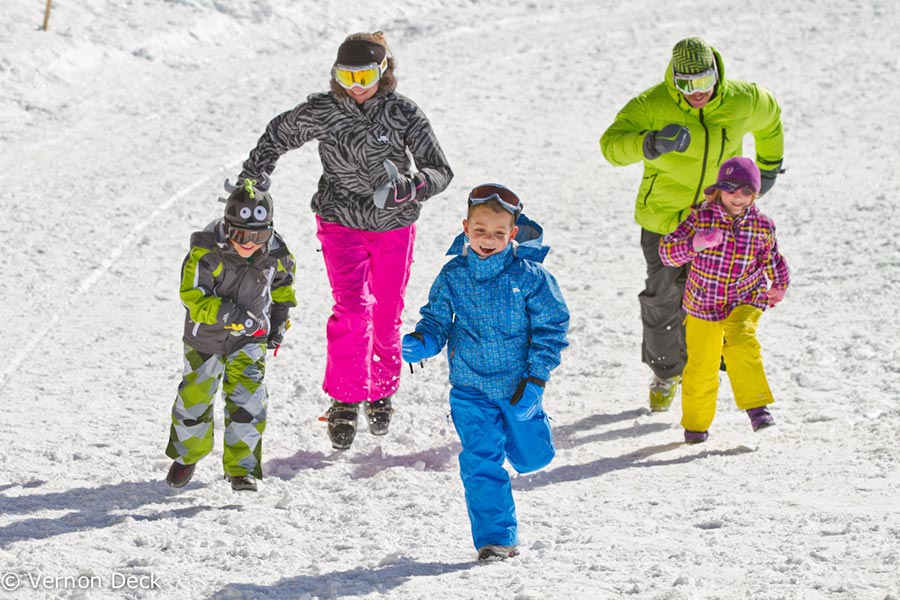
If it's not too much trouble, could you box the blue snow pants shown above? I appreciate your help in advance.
[449,385,556,549]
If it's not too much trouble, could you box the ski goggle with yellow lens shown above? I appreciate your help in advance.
[673,67,718,95]
[332,58,388,90]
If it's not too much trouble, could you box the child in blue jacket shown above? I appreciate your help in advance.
[402,183,570,561]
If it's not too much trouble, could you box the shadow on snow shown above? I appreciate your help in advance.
[0,479,233,548]
[511,408,756,490]
[513,442,756,491]
[210,557,474,600]
[264,442,462,481]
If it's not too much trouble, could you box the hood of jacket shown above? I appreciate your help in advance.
[446,213,551,262]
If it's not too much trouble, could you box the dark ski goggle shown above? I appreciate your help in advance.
[228,225,273,245]
[714,181,758,196]
[468,183,523,216]
[673,67,718,95]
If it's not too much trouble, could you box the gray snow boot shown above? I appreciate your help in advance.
[225,474,258,492]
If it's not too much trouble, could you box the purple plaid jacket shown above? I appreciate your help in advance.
[659,201,790,321]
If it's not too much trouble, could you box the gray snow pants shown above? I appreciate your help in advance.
[639,228,688,379]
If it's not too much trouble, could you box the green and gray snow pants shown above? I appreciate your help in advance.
[165,342,268,479]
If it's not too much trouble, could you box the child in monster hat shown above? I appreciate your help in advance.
[165,178,297,492]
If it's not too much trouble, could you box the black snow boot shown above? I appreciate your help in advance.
[364,396,394,436]
[166,461,196,488]
[327,400,360,450]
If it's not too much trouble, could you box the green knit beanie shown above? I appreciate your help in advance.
[672,37,715,75]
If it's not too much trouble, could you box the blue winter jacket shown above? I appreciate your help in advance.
[414,215,570,402]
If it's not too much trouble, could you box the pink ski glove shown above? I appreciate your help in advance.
[692,229,725,252]
[766,287,786,307]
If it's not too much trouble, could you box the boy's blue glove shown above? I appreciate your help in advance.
[509,376,546,421]
[401,332,439,363]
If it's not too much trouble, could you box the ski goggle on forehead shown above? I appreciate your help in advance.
[228,225,273,246]
[468,183,523,216]
[673,66,718,94]
[333,58,388,90]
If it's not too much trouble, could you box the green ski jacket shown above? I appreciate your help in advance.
[600,47,783,235]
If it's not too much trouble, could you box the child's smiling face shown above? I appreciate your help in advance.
[463,206,518,259]
[230,239,263,258]
[720,188,756,217]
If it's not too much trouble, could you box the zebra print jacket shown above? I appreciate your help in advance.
[239,91,453,232]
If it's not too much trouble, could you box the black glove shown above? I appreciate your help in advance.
[373,160,427,210]
[267,318,291,352]
[642,124,691,160]
[758,167,779,196]
[267,304,291,353]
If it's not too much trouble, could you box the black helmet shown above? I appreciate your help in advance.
[223,178,273,245]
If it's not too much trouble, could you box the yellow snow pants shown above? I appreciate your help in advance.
[681,305,774,432]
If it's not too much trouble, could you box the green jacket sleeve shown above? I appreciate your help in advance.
[748,84,784,169]
[179,247,225,325]
[599,94,654,167]
[271,253,298,307]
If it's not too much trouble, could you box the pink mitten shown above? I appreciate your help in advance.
[766,287,786,307]
[692,229,725,252]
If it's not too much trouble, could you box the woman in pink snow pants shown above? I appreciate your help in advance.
[237,31,453,448]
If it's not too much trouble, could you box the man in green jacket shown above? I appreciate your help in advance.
[599,37,784,411]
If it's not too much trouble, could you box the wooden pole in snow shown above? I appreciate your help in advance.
[42,0,52,31]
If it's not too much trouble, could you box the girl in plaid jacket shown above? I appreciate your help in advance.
[659,157,789,443]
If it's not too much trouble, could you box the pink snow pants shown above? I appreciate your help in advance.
[316,216,416,403]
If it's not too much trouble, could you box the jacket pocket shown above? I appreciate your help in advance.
[684,276,708,308]
[500,287,528,337]
[640,173,658,206]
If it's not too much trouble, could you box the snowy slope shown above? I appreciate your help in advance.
[1,0,899,598]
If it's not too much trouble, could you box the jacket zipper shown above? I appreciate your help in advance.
[724,219,741,307]
[692,110,710,205]
[717,128,727,165]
